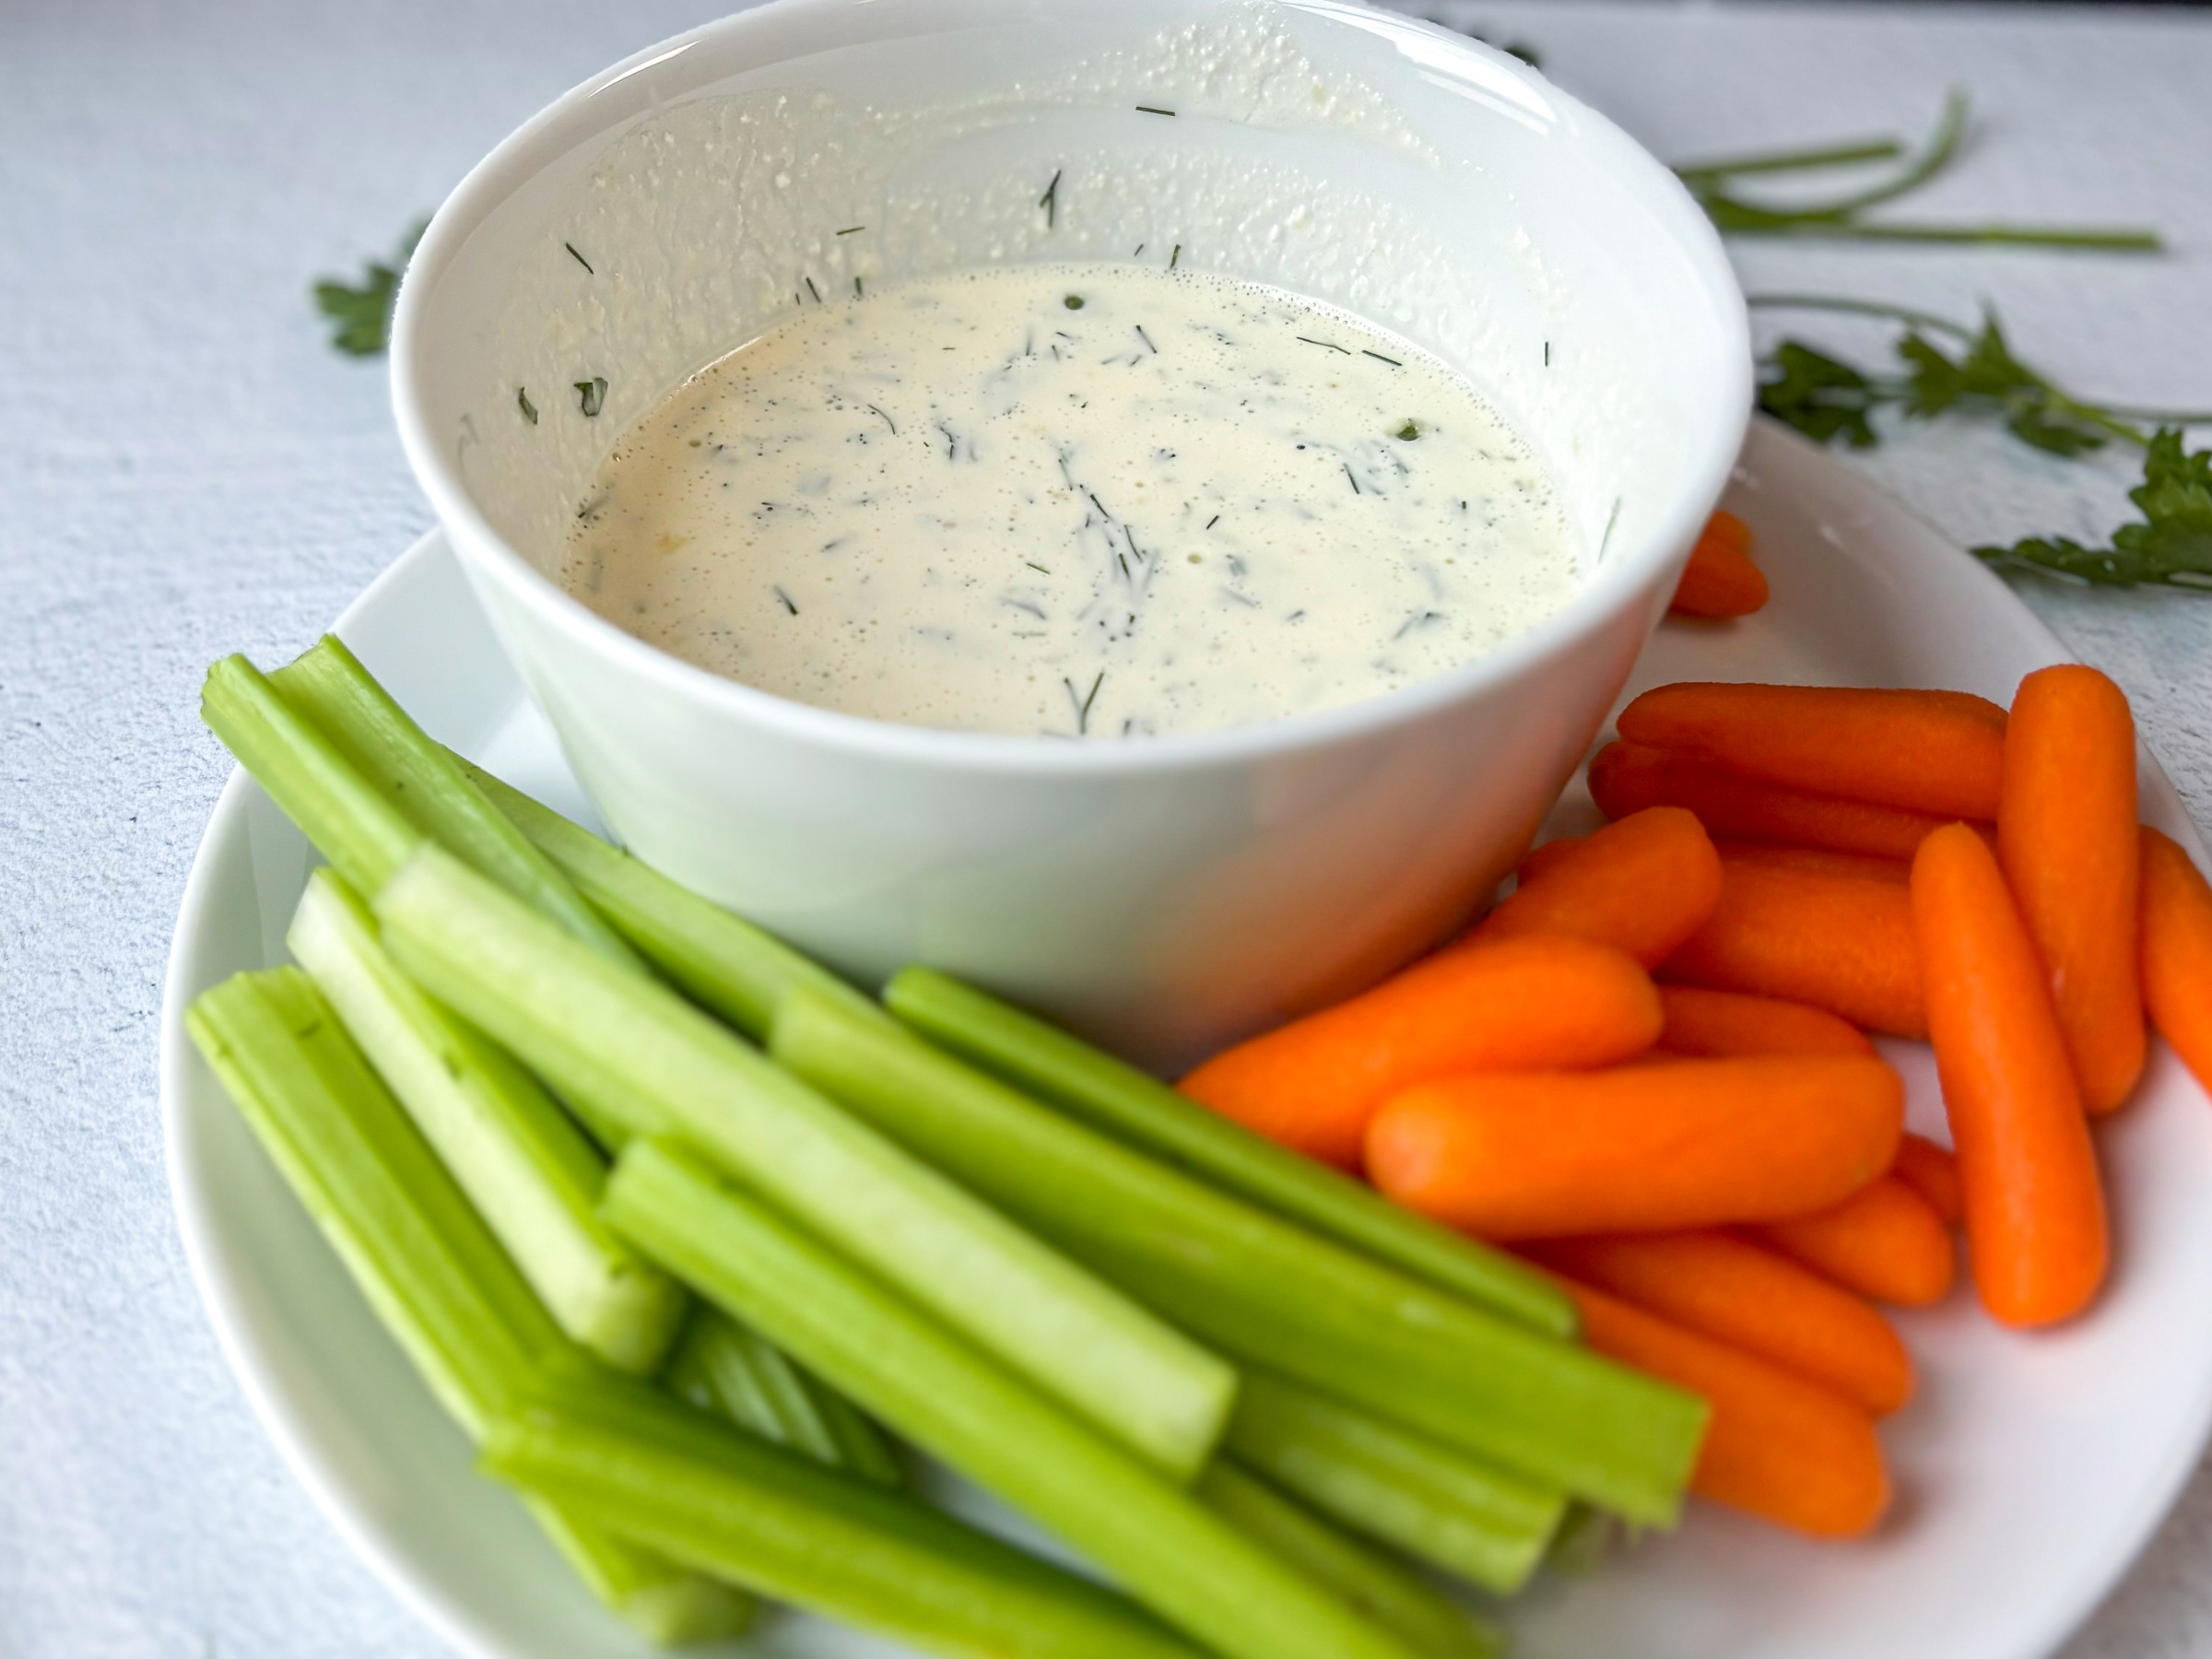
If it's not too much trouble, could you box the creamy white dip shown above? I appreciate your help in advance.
[562,263,1575,737]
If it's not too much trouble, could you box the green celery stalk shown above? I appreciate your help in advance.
[463,759,880,1040]
[665,1305,904,1488]
[287,868,687,1373]
[185,967,750,1642]
[1194,1462,1500,1659]
[884,967,1571,1336]
[602,1138,1430,1659]
[485,1364,1202,1659]
[1225,1371,1564,1594]
[527,1500,757,1645]
[772,988,1703,1526]
[373,844,1237,1480]
[200,655,423,897]
[272,635,639,967]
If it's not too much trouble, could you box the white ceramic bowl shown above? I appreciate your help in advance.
[391,0,1750,1068]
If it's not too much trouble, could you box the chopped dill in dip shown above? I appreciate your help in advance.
[562,264,1576,737]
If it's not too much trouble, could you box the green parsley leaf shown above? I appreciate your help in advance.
[312,220,426,358]
[1757,341,1882,449]
[1978,430,2212,590]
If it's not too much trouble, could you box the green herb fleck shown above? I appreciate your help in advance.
[1395,420,1420,441]
[1170,244,1182,268]
[564,241,594,274]
[1296,335,1350,355]
[805,276,821,303]
[516,387,537,425]
[854,276,864,298]
[1363,350,1402,367]
[1135,106,1176,117]
[1066,671,1105,734]
[836,226,865,236]
[311,219,425,357]
[1065,294,1085,310]
[1039,169,1063,229]
[573,377,606,418]
[773,585,799,615]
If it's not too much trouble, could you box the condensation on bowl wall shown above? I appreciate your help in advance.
[392,0,1751,1068]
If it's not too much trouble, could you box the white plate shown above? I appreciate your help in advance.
[161,418,2212,1659]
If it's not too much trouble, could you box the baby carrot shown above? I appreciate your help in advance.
[1526,1232,1913,1417]
[1890,1134,1963,1227]
[1655,986,1876,1060]
[1365,1056,1902,1241]
[1912,824,2109,1327]
[1755,1176,1956,1308]
[1617,683,2008,821]
[2141,827,2212,1094]
[1541,1273,1889,1538]
[1467,808,1722,967]
[1515,838,1587,887]
[1590,741,1965,863]
[1667,511,1770,619]
[1663,861,1926,1038]
[1712,842,1910,885]
[1998,665,2145,1114]
[1180,938,1661,1171]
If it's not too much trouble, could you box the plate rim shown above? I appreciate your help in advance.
[159,418,2212,1659]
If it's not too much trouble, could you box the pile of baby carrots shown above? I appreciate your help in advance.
[1182,642,2212,1541]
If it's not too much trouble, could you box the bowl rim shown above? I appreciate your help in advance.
[389,0,1752,779]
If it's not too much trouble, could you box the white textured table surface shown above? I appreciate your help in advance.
[5,2,2210,1654]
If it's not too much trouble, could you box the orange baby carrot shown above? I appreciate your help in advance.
[1662,861,1926,1038]
[1516,836,1587,887]
[1656,985,1876,1059]
[1468,807,1722,967]
[1590,741,1969,862]
[1668,510,1770,619]
[1180,936,1661,1170]
[1543,1273,1889,1537]
[1713,841,1911,885]
[1912,823,2108,1327]
[1528,1231,1913,1416]
[2142,827,2212,1094]
[1618,682,2008,820]
[1890,1133,1963,1227]
[1756,1176,1956,1307]
[1365,1055,1902,1240]
[1998,665,2145,1114]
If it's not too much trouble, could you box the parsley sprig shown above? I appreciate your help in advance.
[1753,296,2212,590]
[312,221,426,357]
[1677,93,2159,252]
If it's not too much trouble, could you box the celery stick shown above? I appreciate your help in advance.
[772,989,1703,1525]
[463,759,879,1040]
[288,868,687,1373]
[185,968,750,1641]
[486,1365,1202,1659]
[374,844,1236,1479]
[272,636,639,968]
[886,967,1571,1336]
[1194,1463,1500,1659]
[603,1139,1431,1659]
[526,1500,758,1644]
[1225,1371,1563,1594]
[201,655,423,897]
[666,1305,902,1488]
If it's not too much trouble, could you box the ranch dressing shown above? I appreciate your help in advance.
[562,264,1576,738]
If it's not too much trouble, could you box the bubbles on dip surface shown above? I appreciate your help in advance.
[562,264,1575,738]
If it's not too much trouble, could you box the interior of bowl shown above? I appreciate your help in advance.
[398,0,1747,637]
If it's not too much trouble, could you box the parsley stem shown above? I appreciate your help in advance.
[1747,293,1972,339]
[1732,219,2161,251]
[1675,136,1903,181]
